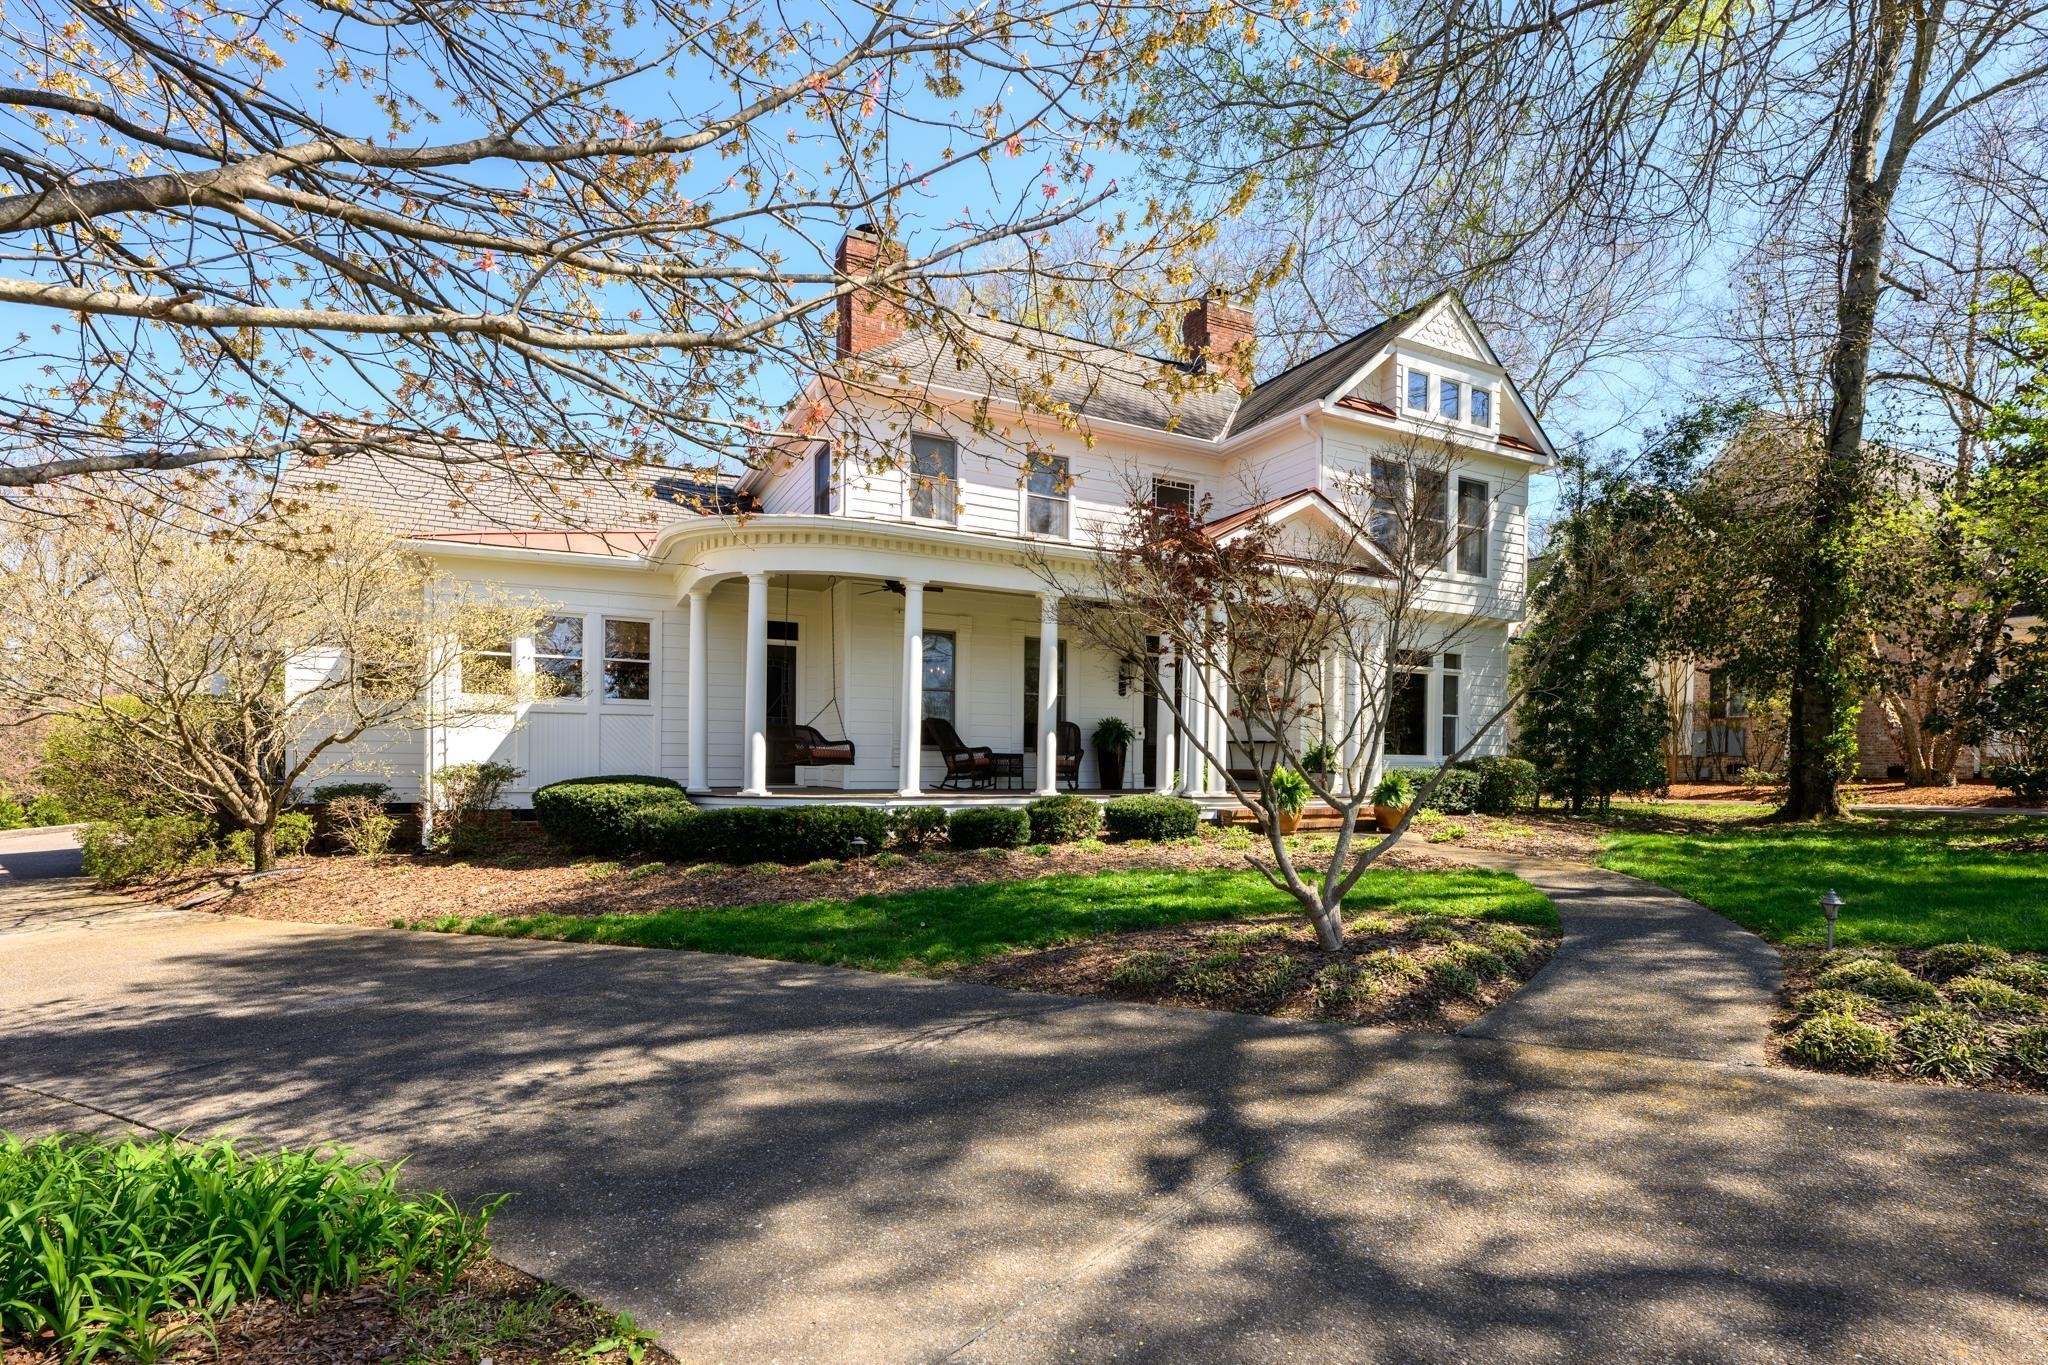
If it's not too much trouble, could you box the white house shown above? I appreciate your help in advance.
[292,228,1555,811]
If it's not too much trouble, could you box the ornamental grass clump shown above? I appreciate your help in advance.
[1108,951,1177,988]
[1918,942,2011,982]
[1944,974,2046,1017]
[1792,989,1870,1019]
[1897,1008,2000,1083]
[1987,960,2048,995]
[0,1134,497,1363]
[2008,1025,2048,1082]
[1785,1013,1892,1072]
[1815,958,1940,1006]
[1311,963,1376,1012]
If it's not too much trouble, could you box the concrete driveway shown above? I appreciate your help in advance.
[3,839,2047,1360]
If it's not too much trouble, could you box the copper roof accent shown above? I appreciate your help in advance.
[1336,395,1397,418]
[1497,433,1541,453]
[412,530,659,557]
[1200,488,1324,539]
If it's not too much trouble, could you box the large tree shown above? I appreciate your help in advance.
[1132,0,2048,817]
[0,0,1222,504]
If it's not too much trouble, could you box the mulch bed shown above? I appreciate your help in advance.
[2,1258,673,1365]
[1771,946,2048,1094]
[129,825,1458,930]
[1660,779,2029,809]
[954,911,1559,1033]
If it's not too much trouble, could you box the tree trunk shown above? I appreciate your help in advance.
[251,823,277,873]
[1781,3,1912,822]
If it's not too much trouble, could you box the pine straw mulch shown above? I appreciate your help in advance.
[1661,779,2032,809]
[2,1258,672,1365]
[127,825,1459,931]
[952,910,1559,1033]
[1769,945,2048,1094]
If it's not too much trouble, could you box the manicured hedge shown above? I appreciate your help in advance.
[1467,757,1539,814]
[1102,794,1200,841]
[532,775,689,853]
[1025,793,1101,844]
[948,806,1030,850]
[625,803,890,864]
[1417,766,1482,815]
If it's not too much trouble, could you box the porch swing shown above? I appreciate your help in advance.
[771,576,857,772]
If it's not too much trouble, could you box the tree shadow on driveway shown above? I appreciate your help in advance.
[3,920,2045,1361]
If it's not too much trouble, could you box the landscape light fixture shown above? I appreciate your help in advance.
[1819,888,1843,951]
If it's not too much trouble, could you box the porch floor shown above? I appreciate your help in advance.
[693,786,1233,811]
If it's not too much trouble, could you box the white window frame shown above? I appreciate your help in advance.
[1455,477,1490,578]
[601,617,654,705]
[1023,454,1071,539]
[1150,476,1197,512]
[1439,377,1461,421]
[1440,652,1461,758]
[1469,385,1494,428]
[812,443,833,515]
[1405,367,1429,412]
[532,613,587,702]
[907,433,959,525]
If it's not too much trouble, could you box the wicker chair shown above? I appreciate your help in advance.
[1055,720,1082,790]
[922,717,994,790]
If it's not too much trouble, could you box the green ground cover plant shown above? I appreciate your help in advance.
[423,866,1554,974]
[1599,813,2048,949]
[0,1134,496,1362]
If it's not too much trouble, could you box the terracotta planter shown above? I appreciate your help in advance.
[1374,802,1411,833]
[1276,808,1302,836]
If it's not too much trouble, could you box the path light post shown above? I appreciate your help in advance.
[850,836,869,859]
[1819,888,1843,951]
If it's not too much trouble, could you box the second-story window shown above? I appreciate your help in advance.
[909,434,958,523]
[812,444,832,514]
[1369,457,1407,552]
[1456,478,1490,576]
[1025,454,1071,537]
[1439,378,1461,421]
[1406,369,1429,411]
[1470,386,1492,425]
[1151,476,1196,513]
[1417,467,1448,561]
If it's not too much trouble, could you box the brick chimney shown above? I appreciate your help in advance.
[1181,291,1257,391]
[835,223,909,357]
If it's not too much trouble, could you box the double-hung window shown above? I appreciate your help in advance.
[1388,650,1431,756]
[812,444,832,514]
[602,619,651,701]
[1470,386,1492,426]
[1441,652,1461,757]
[922,631,957,725]
[1369,457,1408,552]
[1439,378,1461,421]
[1416,466,1448,563]
[909,435,958,523]
[1022,637,1068,748]
[465,637,515,697]
[1025,454,1071,537]
[533,614,585,699]
[1406,369,1429,412]
[1455,478,1490,576]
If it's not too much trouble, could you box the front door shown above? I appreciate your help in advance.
[1142,634,1173,790]
[766,626,798,785]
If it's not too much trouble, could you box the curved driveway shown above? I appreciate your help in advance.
[2,828,2046,1361]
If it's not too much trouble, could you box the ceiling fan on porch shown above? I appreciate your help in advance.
[859,579,945,597]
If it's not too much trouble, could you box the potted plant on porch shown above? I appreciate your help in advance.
[1092,716,1136,790]
[1301,740,1336,788]
[1371,770,1416,833]
[1269,765,1312,835]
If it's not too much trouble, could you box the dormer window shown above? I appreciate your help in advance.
[1470,387,1492,426]
[1439,379,1461,421]
[1406,369,1429,411]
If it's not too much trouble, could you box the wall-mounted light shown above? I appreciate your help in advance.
[1117,656,1139,696]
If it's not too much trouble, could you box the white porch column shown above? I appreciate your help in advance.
[897,580,926,797]
[686,586,710,793]
[1154,639,1178,795]
[1204,609,1230,797]
[1336,646,1361,799]
[740,572,771,797]
[1036,594,1061,795]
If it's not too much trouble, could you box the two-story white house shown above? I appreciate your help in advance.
[293,227,1555,811]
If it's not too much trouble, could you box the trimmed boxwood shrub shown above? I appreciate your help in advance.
[627,804,888,864]
[948,806,1030,850]
[1467,756,1539,814]
[533,775,689,853]
[1102,794,1200,841]
[1025,793,1101,844]
[1416,766,1481,814]
[309,781,393,805]
[890,806,950,850]
[1786,1013,1892,1072]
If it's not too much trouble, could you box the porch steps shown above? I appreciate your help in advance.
[1217,803,1361,833]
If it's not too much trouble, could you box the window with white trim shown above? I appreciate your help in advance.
[908,435,958,523]
[1441,653,1461,757]
[1388,650,1431,756]
[465,636,515,697]
[1025,454,1071,537]
[812,444,832,514]
[1151,476,1196,513]
[1470,386,1492,425]
[1369,457,1407,551]
[1456,478,1489,576]
[1439,378,1461,421]
[602,619,651,701]
[923,631,957,725]
[1405,369,1429,411]
[533,614,585,699]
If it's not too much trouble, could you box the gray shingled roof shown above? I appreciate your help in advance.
[859,300,1442,444]
[1223,297,1438,440]
[862,319,1240,440]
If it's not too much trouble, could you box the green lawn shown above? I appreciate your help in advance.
[1599,813,2048,950]
[421,866,1556,972]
